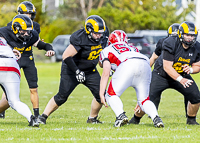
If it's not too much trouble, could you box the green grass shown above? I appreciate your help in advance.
[0,61,200,142]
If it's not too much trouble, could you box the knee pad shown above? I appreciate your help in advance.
[54,93,68,106]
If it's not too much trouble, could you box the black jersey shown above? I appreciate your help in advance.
[154,37,167,56]
[0,24,39,56]
[70,28,109,73]
[154,35,200,78]
[1,21,40,56]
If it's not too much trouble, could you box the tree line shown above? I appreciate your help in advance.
[0,0,194,43]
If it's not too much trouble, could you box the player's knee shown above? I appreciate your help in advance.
[54,93,68,106]
[8,100,19,110]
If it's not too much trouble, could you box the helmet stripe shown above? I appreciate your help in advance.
[168,26,172,34]
[19,4,27,12]
[86,19,99,33]
[181,23,189,34]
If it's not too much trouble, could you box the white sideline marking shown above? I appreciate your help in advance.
[52,127,63,131]
[41,137,81,141]
[101,135,191,140]
[46,92,53,94]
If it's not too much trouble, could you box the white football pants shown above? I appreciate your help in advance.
[0,58,32,122]
[105,58,158,119]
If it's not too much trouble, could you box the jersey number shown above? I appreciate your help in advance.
[87,49,102,60]
[113,44,131,54]
[173,62,189,73]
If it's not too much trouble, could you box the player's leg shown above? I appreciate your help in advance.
[0,91,8,118]
[104,61,134,127]
[174,75,200,125]
[130,59,164,127]
[0,96,9,113]
[84,70,102,123]
[22,58,39,118]
[149,71,169,110]
[38,68,79,124]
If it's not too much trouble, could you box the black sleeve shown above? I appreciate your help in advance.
[162,36,177,54]
[63,57,79,73]
[70,31,82,52]
[163,50,174,61]
[37,41,54,51]
[155,38,166,56]
[33,22,41,34]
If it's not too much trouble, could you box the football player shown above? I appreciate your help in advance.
[132,21,200,125]
[133,23,181,117]
[0,14,55,120]
[38,15,109,124]
[0,1,43,119]
[99,30,164,128]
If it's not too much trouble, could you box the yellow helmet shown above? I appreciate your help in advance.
[17,1,36,20]
[85,15,106,41]
[168,23,179,36]
[12,14,33,42]
[178,21,198,46]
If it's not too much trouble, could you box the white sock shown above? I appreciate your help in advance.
[142,100,158,120]
[108,96,124,117]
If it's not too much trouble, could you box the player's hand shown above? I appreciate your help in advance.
[76,69,86,82]
[45,50,55,57]
[182,64,191,74]
[180,78,193,88]
[13,49,21,59]
[100,95,108,108]
[134,103,142,113]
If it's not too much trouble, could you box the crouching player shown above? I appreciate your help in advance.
[99,30,164,128]
[0,37,39,127]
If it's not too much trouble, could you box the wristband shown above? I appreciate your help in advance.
[176,75,183,82]
[189,68,193,74]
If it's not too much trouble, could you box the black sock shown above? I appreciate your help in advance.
[42,114,48,119]
[33,108,39,117]
[134,114,142,120]
[187,115,196,119]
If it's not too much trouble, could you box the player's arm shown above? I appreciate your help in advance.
[149,52,159,67]
[99,60,111,107]
[98,61,103,68]
[182,61,200,74]
[62,44,86,82]
[163,59,193,88]
[33,39,55,57]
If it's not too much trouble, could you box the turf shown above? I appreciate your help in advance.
[0,62,200,143]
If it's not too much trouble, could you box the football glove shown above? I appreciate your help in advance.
[76,69,86,82]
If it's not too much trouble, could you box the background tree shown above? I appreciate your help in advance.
[89,0,183,33]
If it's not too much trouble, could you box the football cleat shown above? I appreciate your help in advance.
[153,115,164,128]
[114,112,128,127]
[187,118,199,125]
[87,116,102,124]
[128,116,140,124]
[37,114,47,124]
[28,115,39,127]
[0,111,5,119]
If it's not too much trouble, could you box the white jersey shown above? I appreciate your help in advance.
[0,37,16,59]
[99,42,149,71]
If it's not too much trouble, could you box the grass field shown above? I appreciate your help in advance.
[1,61,200,142]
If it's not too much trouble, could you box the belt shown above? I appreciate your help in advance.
[123,57,147,62]
[0,55,10,58]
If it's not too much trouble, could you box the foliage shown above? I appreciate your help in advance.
[89,0,183,33]
[0,2,19,27]
[39,18,82,43]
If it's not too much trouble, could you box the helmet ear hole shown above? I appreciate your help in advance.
[84,15,106,42]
